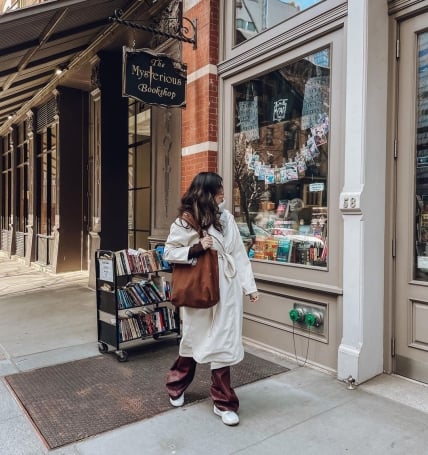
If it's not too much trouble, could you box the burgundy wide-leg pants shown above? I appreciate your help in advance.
[166,356,239,412]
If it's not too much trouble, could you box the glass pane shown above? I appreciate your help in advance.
[129,102,150,144]
[17,166,28,232]
[50,124,57,149]
[5,173,11,226]
[128,101,136,145]
[47,128,52,150]
[136,142,151,188]
[1,176,5,229]
[40,154,48,235]
[128,147,135,189]
[233,48,330,267]
[24,165,28,230]
[128,101,151,250]
[128,190,134,230]
[50,149,56,233]
[415,32,428,281]
[135,188,150,230]
[235,0,322,45]
[135,105,151,142]
[128,230,135,250]
[17,169,21,230]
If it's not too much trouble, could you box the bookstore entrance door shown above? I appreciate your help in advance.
[394,13,428,384]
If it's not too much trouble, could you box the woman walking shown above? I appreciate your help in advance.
[164,172,259,426]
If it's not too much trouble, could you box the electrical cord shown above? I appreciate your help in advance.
[291,322,311,367]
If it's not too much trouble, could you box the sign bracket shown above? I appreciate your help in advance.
[109,8,197,49]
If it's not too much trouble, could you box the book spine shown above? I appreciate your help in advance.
[144,284,162,303]
[149,279,165,301]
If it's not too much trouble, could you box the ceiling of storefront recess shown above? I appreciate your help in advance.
[0,0,170,132]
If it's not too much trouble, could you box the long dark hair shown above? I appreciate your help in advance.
[178,172,223,232]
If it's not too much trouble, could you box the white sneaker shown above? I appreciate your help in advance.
[213,405,239,426]
[169,394,184,407]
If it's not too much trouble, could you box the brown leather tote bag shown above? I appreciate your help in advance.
[170,213,220,308]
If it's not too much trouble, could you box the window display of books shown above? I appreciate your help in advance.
[251,232,326,266]
[233,47,331,269]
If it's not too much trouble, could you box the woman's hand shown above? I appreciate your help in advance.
[200,235,213,250]
[249,292,259,303]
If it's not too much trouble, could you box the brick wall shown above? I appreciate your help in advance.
[181,0,219,193]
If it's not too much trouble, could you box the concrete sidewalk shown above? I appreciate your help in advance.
[1,255,428,454]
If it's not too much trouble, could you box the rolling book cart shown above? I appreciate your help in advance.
[96,247,180,362]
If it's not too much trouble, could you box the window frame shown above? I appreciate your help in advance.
[127,99,152,250]
[1,134,12,233]
[219,26,345,291]
[231,48,331,269]
[221,0,344,62]
[15,122,29,234]
[233,0,325,47]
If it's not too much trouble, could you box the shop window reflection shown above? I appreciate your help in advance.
[415,32,428,281]
[233,48,330,267]
[128,99,151,250]
[234,0,323,45]
[15,123,29,236]
[36,124,57,241]
[0,135,12,241]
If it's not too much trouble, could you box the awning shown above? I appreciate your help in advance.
[0,0,168,133]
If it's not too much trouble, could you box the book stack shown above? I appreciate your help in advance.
[311,207,328,237]
[118,307,178,341]
[119,315,143,341]
[263,238,279,261]
[149,275,171,301]
[116,279,171,309]
[276,238,291,262]
[419,212,428,243]
[114,250,131,275]
[114,248,170,275]
[253,237,266,260]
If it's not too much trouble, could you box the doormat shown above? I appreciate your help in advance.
[4,339,288,449]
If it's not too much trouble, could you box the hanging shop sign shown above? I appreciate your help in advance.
[122,47,187,108]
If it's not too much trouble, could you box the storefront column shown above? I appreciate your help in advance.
[337,0,388,383]
[181,0,219,192]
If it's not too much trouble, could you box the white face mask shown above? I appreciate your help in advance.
[218,199,227,212]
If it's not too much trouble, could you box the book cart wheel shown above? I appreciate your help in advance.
[116,350,128,362]
[98,342,108,353]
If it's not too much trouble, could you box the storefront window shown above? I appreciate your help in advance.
[36,125,57,237]
[234,0,322,45]
[128,99,151,250]
[15,123,29,234]
[1,134,12,236]
[233,48,330,267]
[415,32,428,281]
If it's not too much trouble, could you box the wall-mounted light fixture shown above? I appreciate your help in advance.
[55,64,68,76]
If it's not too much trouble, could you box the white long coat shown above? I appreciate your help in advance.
[164,209,257,370]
